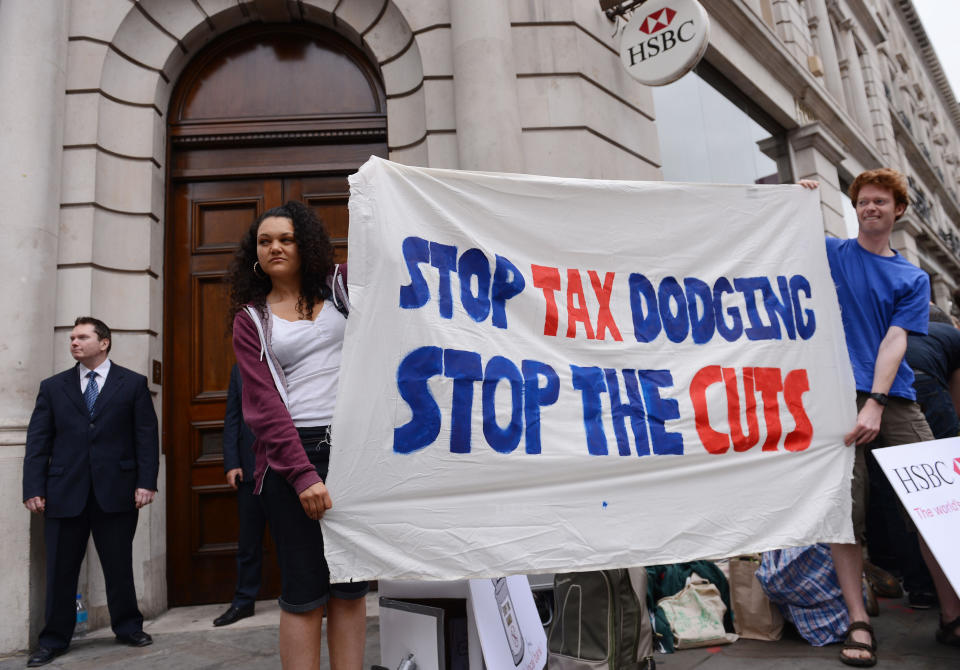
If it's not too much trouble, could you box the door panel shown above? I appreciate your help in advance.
[164,23,387,608]
[165,175,363,605]
[285,175,351,262]
[167,178,284,605]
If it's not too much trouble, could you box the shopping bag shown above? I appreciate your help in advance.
[728,555,784,641]
[657,578,738,649]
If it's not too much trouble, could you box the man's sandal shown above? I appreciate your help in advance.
[937,616,960,647]
[840,621,877,668]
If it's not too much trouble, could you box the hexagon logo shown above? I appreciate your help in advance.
[638,7,677,35]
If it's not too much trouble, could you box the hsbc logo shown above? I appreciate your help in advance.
[638,7,677,35]
[619,0,710,86]
[625,19,696,66]
[892,459,957,495]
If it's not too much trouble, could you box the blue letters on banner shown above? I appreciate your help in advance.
[482,356,524,453]
[444,349,482,453]
[430,241,458,318]
[713,277,743,340]
[394,346,443,453]
[393,347,561,454]
[398,237,430,309]
[400,236,815,345]
[398,236,525,330]
[629,273,661,343]
[629,272,815,344]
[522,360,559,454]
[684,278,714,344]
[492,255,525,328]
[571,366,608,455]
[571,366,684,456]
[791,275,816,339]
[394,240,820,459]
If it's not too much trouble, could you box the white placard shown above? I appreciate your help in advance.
[324,157,856,582]
[872,438,960,593]
[468,576,547,670]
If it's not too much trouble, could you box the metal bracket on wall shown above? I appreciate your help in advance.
[599,0,649,21]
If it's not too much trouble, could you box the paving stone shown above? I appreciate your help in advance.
[1,595,956,669]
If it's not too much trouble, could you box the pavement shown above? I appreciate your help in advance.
[0,591,957,669]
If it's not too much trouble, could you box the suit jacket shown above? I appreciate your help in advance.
[222,364,256,481]
[22,362,160,518]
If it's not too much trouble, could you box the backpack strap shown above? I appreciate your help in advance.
[330,263,351,317]
[627,567,655,666]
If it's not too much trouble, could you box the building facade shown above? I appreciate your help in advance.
[0,0,957,653]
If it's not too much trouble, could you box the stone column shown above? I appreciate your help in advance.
[931,275,953,314]
[449,0,524,173]
[890,228,922,266]
[862,46,897,160]
[788,122,847,237]
[806,0,846,108]
[837,19,872,134]
[0,0,68,653]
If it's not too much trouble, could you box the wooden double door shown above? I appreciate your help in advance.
[162,23,387,605]
[165,175,351,605]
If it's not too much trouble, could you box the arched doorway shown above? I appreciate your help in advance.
[163,23,387,606]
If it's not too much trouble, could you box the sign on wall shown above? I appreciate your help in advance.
[873,438,960,593]
[619,0,711,85]
[323,157,856,582]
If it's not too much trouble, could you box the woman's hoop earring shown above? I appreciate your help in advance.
[253,261,267,278]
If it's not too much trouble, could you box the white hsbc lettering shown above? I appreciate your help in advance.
[893,461,956,495]
[625,20,696,66]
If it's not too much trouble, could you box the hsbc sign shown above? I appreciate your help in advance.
[619,0,710,86]
[872,439,960,594]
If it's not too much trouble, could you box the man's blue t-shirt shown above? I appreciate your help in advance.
[825,237,929,400]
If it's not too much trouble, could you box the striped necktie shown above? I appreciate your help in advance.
[84,371,99,416]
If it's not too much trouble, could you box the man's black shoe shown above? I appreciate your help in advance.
[908,591,938,609]
[115,631,153,647]
[213,603,255,627]
[26,646,65,667]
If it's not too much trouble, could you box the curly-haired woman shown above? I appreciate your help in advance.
[228,200,365,669]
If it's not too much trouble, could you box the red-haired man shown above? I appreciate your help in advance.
[801,169,960,665]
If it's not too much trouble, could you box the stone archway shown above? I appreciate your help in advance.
[59,0,425,617]
[163,21,388,605]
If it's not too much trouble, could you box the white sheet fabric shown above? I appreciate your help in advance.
[324,157,856,582]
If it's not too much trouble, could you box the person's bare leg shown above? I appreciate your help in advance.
[918,537,960,632]
[326,596,366,670]
[279,607,325,670]
[831,542,873,662]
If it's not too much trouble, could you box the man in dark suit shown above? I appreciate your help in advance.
[212,364,267,627]
[22,316,159,666]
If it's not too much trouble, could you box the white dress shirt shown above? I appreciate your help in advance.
[79,358,112,393]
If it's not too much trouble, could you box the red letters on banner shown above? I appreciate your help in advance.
[689,366,812,453]
[531,264,623,341]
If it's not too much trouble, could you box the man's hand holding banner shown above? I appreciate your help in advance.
[324,157,857,582]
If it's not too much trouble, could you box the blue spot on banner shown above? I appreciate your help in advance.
[324,156,857,582]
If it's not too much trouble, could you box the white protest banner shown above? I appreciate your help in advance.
[872,438,960,593]
[324,157,856,582]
